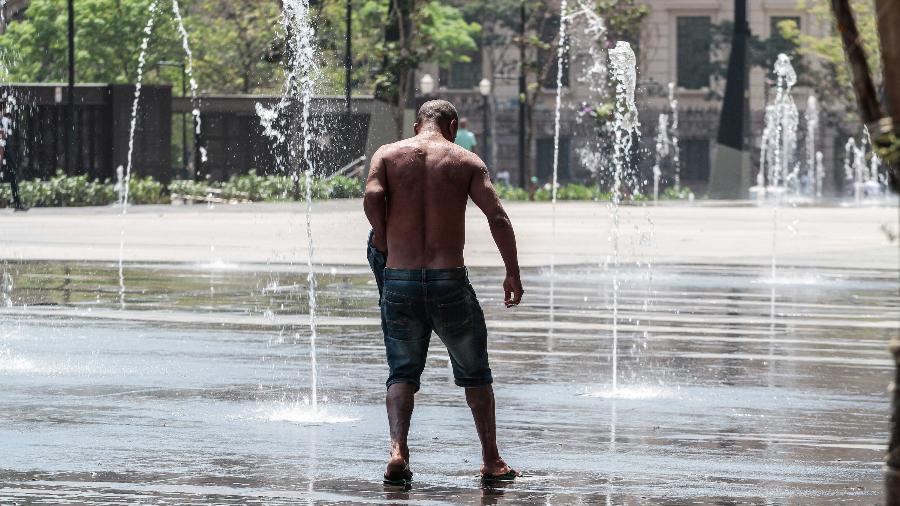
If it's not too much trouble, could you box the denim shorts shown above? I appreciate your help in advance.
[380,268,492,391]
[367,231,492,391]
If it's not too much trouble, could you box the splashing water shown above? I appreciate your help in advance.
[1,264,13,308]
[760,53,800,193]
[117,0,159,308]
[815,151,824,198]
[667,83,680,190]
[653,113,670,204]
[805,95,818,197]
[551,0,569,206]
[257,0,322,412]
[608,41,640,394]
[570,2,607,181]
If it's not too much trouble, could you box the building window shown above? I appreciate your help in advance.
[679,139,710,182]
[439,49,482,90]
[536,137,570,183]
[769,16,800,56]
[676,16,711,90]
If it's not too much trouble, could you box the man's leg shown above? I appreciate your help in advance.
[385,382,416,480]
[465,385,513,476]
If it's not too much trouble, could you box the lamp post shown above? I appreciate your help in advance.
[66,0,75,175]
[518,0,527,188]
[479,78,492,170]
[158,60,188,179]
[344,0,352,114]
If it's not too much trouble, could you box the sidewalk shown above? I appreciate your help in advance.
[0,200,897,269]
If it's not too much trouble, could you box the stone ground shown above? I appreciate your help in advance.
[0,199,898,269]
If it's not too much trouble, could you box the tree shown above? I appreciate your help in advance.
[184,0,281,94]
[0,0,179,84]
[371,0,481,136]
[0,0,281,94]
[787,0,882,128]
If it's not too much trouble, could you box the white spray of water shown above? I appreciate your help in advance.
[571,2,607,182]
[653,113,670,204]
[815,151,824,198]
[551,0,569,206]
[852,136,866,204]
[771,54,798,192]
[257,0,322,411]
[805,95,818,196]
[767,54,798,282]
[608,41,639,394]
[667,82,680,190]
[1,262,12,308]
[117,0,159,308]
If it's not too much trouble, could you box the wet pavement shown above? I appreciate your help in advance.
[0,261,897,504]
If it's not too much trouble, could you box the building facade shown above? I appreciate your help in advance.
[419,0,838,195]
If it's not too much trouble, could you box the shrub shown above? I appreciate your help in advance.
[661,185,693,200]
[128,176,168,204]
[495,183,529,201]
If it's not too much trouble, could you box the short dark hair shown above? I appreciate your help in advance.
[416,99,458,127]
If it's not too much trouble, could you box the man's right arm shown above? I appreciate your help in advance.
[363,147,388,252]
[469,161,523,307]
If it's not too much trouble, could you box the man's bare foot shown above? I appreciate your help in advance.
[480,457,517,480]
[384,454,413,485]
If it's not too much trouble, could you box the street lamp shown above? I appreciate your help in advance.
[158,60,188,179]
[420,74,435,96]
[479,78,492,170]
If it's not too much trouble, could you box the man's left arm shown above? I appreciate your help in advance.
[364,147,388,251]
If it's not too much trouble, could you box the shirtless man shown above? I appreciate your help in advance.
[364,100,524,485]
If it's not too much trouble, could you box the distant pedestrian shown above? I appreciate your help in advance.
[454,117,477,153]
[496,169,511,186]
[0,96,26,211]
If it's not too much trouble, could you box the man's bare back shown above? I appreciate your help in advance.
[369,134,482,269]
[364,102,523,306]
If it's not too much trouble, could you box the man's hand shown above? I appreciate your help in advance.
[503,274,523,308]
[371,230,388,253]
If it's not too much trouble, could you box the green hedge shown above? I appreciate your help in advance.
[1,172,689,208]
[0,171,365,208]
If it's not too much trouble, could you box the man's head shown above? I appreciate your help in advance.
[414,99,458,141]
[459,117,469,129]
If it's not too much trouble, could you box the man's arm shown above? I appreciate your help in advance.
[364,147,388,251]
[469,161,523,307]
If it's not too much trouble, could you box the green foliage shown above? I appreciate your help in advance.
[0,0,179,84]
[186,0,281,93]
[220,171,294,201]
[596,0,650,46]
[494,183,529,201]
[788,0,880,128]
[325,175,364,198]
[170,172,363,202]
[872,132,900,167]
[0,0,280,93]
[0,171,116,208]
[128,176,169,204]
[495,182,621,202]
[661,185,692,200]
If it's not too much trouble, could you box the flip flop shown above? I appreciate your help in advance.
[383,467,413,487]
[480,469,520,483]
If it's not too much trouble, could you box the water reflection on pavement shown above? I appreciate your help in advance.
[0,261,896,503]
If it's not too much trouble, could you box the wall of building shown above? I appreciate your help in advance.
[421,0,846,195]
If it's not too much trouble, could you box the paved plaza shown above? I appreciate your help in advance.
[1,200,897,269]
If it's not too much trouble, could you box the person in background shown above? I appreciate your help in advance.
[454,117,477,153]
[0,96,26,211]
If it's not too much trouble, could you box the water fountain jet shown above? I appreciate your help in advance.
[607,41,640,395]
